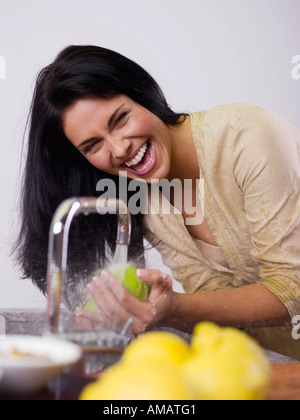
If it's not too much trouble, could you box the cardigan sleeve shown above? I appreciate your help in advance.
[232,107,300,319]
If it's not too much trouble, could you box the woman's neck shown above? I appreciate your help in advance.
[167,115,200,182]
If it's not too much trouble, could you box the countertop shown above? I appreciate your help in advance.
[0,309,297,364]
[1,309,299,400]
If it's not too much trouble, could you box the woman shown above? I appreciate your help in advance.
[17,45,300,358]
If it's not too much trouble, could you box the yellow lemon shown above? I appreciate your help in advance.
[122,331,191,367]
[182,352,269,400]
[191,321,222,355]
[80,360,193,400]
[192,322,270,374]
[80,323,271,401]
[183,322,271,400]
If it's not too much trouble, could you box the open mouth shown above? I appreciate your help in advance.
[123,140,156,176]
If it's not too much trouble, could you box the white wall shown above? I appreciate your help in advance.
[0,0,299,308]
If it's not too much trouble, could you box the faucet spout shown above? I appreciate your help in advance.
[46,197,131,334]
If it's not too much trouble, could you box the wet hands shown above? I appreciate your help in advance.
[75,269,174,335]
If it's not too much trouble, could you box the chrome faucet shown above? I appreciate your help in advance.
[45,197,131,334]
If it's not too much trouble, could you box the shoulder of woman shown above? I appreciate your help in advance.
[195,102,299,152]
[197,102,289,129]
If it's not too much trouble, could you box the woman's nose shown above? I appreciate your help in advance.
[108,136,131,160]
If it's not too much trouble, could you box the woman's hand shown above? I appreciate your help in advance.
[75,269,174,335]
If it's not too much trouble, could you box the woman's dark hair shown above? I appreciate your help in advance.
[15,45,185,302]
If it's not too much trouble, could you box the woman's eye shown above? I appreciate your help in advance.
[115,111,129,126]
[83,140,101,154]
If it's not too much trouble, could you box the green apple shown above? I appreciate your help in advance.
[83,297,98,312]
[83,264,150,312]
[109,264,151,302]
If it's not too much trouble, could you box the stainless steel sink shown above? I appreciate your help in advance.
[1,309,297,368]
[0,309,128,374]
[0,310,46,336]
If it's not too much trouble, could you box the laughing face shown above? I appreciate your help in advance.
[63,95,173,183]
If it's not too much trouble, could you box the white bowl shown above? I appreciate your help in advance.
[0,335,82,394]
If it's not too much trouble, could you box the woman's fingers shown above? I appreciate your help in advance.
[88,274,123,321]
[137,269,174,326]
[82,271,149,333]
[137,269,173,303]
[137,269,172,289]
[75,310,95,330]
[76,269,174,335]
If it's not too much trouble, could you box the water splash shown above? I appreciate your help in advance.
[112,243,128,266]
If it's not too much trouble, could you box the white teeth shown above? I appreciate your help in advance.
[136,145,154,173]
[125,143,147,167]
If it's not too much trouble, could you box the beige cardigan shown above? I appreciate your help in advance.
[144,103,300,359]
